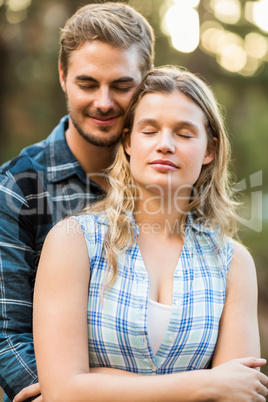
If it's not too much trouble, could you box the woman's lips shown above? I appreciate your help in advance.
[149,159,179,172]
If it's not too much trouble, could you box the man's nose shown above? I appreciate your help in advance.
[156,131,175,153]
[93,87,115,112]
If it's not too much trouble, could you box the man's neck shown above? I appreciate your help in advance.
[65,127,117,191]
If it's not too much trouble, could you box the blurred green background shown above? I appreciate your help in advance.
[0,0,268,397]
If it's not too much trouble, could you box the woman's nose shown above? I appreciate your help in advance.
[155,131,175,153]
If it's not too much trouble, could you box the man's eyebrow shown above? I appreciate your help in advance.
[75,75,137,84]
[112,77,137,84]
[75,75,98,82]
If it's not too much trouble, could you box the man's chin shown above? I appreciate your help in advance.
[80,131,120,148]
[71,119,120,147]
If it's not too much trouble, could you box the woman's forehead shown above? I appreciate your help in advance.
[133,91,206,125]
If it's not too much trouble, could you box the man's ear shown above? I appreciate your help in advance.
[58,63,66,92]
[123,129,131,156]
[203,137,218,166]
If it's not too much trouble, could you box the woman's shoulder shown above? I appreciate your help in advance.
[226,240,257,305]
[54,214,109,257]
[231,240,255,274]
[44,217,87,252]
[39,217,90,277]
[232,240,253,259]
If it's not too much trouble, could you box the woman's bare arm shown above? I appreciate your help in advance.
[212,241,260,367]
[33,221,268,402]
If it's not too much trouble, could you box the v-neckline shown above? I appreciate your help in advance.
[135,238,186,304]
[136,233,185,306]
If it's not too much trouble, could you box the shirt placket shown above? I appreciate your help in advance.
[130,245,159,373]
[154,231,194,372]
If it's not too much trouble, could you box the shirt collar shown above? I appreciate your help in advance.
[45,116,89,185]
[187,213,218,234]
[95,211,212,235]
[95,211,140,235]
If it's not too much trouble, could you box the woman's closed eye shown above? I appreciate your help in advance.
[176,131,193,139]
[141,126,158,135]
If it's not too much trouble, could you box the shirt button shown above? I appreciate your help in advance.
[168,335,174,342]
[174,299,180,306]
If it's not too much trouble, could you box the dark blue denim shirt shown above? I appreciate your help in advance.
[0,116,105,401]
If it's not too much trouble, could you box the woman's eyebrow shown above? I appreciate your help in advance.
[136,118,200,130]
[175,121,200,131]
[136,118,159,127]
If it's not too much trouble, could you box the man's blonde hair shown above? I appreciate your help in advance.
[59,2,155,76]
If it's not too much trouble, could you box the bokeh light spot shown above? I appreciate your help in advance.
[6,8,27,24]
[173,0,200,7]
[217,42,247,72]
[201,21,225,54]
[164,4,200,53]
[211,0,241,24]
[7,0,31,12]
[245,32,268,59]
[239,56,262,76]
[252,0,268,32]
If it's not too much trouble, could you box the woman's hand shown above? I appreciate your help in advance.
[210,357,268,401]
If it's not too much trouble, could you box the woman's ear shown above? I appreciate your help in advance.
[123,129,131,156]
[58,63,66,92]
[203,137,218,165]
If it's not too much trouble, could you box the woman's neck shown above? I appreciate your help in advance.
[134,188,190,239]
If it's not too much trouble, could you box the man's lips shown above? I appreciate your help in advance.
[149,159,179,172]
[89,114,122,126]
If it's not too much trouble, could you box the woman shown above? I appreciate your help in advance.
[33,67,268,401]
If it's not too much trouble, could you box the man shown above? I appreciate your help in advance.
[0,3,155,400]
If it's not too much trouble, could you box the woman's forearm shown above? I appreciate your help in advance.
[42,358,268,402]
[52,369,210,402]
[90,367,140,376]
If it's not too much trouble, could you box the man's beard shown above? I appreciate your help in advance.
[68,109,122,148]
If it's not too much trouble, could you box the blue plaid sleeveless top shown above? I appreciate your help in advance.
[74,213,233,375]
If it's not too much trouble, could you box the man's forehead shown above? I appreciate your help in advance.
[67,41,143,81]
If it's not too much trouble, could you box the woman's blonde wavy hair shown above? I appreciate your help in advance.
[81,66,238,287]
